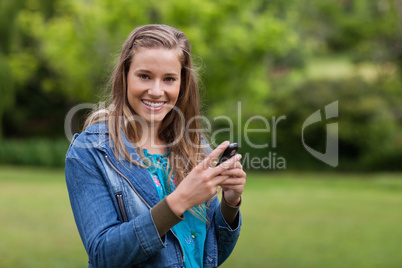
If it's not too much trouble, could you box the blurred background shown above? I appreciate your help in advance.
[1,0,401,170]
[0,0,401,267]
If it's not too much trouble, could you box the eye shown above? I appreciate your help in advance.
[164,77,176,82]
[138,74,150,80]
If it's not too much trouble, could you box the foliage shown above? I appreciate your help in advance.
[0,0,401,171]
[300,0,402,66]
[1,0,304,137]
[271,75,402,171]
[0,138,69,167]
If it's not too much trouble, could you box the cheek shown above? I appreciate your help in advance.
[127,81,142,99]
[169,85,181,104]
[126,85,142,112]
[126,89,135,107]
[175,84,181,98]
[174,81,182,97]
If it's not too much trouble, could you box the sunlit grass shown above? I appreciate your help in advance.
[0,166,87,267]
[1,167,401,267]
[222,172,402,268]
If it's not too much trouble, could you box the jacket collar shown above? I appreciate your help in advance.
[84,122,110,134]
[86,122,161,207]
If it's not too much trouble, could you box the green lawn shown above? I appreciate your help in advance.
[222,172,402,268]
[0,167,401,268]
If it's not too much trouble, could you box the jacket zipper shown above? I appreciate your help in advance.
[105,155,151,209]
[104,154,185,263]
[115,192,129,222]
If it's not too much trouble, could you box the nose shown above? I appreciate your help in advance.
[148,80,164,98]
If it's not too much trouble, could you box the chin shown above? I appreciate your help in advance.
[143,117,165,125]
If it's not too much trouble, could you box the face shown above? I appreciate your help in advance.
[126,48,182,129]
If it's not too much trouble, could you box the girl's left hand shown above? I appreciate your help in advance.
[219,161,246,206]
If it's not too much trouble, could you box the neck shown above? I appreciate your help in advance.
[136,121,168,155]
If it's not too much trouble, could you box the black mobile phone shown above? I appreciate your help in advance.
[216,143,239,166]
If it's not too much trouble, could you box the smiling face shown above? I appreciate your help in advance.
[126,48,182,129]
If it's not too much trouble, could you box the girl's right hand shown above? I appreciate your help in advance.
[166,141,242,216]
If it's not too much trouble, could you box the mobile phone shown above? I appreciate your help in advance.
[216,143,239,166]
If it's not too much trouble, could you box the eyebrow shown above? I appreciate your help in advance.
[135,69,179,77]
[136,69,152,74]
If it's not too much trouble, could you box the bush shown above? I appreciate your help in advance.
[0,138,69,167]
[270,76,402,171]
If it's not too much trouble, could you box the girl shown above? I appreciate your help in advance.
[65,24,246,268]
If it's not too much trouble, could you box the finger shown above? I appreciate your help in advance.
[233,161,242,169]
[221,168,246,178]
[200,141,230,169]
[212,174,230,185]
[226,161,242,170]
[219,177,246,187]
[212,154,242,176]
[221,185,242,192]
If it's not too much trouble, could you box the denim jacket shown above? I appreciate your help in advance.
[65,123,241,268]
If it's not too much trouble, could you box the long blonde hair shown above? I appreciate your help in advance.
[85,24,208,193]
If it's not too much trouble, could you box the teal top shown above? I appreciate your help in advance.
[143,149,207,268]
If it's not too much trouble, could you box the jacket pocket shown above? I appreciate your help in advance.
[115,192,129,222]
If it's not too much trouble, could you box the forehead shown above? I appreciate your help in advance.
[130,48,182,70]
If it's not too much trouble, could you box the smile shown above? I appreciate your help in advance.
[141,100,166,109]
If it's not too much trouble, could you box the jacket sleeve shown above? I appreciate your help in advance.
[212,197,242,266]
[65,156,165,268]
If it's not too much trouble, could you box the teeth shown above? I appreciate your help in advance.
[143,100,165,107]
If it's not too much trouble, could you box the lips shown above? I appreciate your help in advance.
[141,100,166,110]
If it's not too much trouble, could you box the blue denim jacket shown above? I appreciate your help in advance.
[65,123,241,268]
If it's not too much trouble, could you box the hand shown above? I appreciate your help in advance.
[219,161,246,206]
[166,141,242,216]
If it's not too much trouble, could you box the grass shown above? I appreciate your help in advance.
[0,167,401,267]
[222,172,402,268]
[0,166,87,267]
